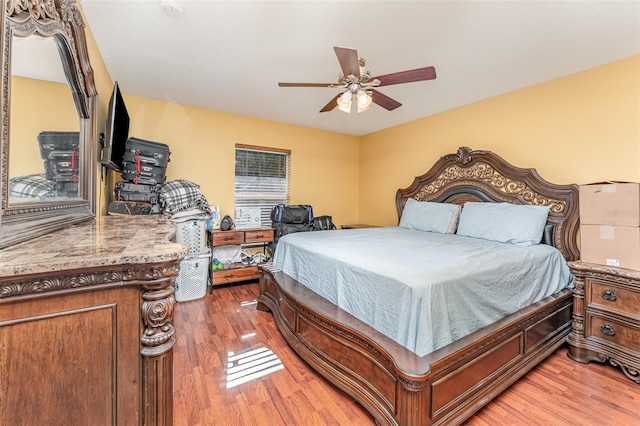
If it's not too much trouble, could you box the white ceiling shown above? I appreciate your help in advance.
[80,0,640,136]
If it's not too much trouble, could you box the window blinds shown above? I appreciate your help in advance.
[234,146,290,225]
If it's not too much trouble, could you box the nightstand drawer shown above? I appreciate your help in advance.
[212,265,259,285]
[211,231,244,246]
[586,312,640,353]
[245,229,274,243]
[587,279,640,318]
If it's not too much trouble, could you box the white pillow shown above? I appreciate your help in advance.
[399,199,461,234]
[456,202,550,246]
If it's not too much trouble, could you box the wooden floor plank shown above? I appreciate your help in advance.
[173,282,640,426]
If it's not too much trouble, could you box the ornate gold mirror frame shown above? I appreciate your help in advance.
[0,0,97,249]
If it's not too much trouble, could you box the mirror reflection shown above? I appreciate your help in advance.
[8,35,80,204]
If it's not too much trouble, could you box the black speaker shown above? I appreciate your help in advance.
[220,215,234,231]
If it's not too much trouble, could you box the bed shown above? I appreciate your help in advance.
[257,146,580,425]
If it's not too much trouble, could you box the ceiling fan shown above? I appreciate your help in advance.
[278,46,436,113]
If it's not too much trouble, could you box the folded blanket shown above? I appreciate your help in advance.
[158,179,209,215]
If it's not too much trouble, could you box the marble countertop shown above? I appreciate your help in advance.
[0,215,189,277]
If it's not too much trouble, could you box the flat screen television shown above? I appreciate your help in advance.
[100,81,129,171]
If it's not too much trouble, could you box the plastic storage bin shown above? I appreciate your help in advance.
[175,250,210,302]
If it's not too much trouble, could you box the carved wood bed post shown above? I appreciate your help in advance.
[397,375,429,425]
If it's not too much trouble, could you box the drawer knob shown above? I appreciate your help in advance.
[601,289,617,302]
[600,323,616,337]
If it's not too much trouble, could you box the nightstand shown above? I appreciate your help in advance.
[208,228,274,287]
[340,224,379,229]
[567,260,640,383]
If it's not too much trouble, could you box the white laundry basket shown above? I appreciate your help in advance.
[174,218,207,255]
[175,249,210,302]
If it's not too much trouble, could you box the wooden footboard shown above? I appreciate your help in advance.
[258,265,573,426]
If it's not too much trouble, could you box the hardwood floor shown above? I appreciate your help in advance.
[173,282,639,425]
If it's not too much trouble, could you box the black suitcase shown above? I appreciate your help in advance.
[115,190,158,204]
[121,161,166,181]
[107,201,154,215]
[115,181,157,192]
[124,137,171,168]
[44,155,78,181]
[120,170,166,185]
[122,150,168,167]
[44,150,78,174]
[49,172,78,183]
[115,181,158,204]
[37,131,79,160]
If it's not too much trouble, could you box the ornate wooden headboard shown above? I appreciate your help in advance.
[395,146,580,261]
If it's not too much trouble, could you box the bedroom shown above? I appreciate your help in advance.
[1,0,639,425]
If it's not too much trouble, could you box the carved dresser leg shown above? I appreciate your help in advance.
[141,284,176,425]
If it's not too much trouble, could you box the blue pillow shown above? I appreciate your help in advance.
[399,199,461,234]
[456,202,550,246]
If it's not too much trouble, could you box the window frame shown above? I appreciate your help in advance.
[234,144,291,227]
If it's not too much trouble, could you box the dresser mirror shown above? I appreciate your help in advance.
[1,0,97,248]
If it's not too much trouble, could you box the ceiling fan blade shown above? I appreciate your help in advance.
[370,89,402,111]
[320,93,340,112]
[334,47,360,79]
[371,66,436,87]
[278,82,334,88]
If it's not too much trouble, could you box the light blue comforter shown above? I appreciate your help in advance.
[273,227,573,357]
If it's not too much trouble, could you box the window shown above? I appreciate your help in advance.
[234,144,290,225]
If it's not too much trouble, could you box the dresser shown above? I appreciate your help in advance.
[0,216,186,425]
[567,261,640,383]
[209,228,274,286]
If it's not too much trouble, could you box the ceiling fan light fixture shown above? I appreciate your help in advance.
[356,90,372,106]
[356,90,372,113]
[337,91,352,113]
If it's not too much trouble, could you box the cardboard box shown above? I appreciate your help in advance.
[580,224,640,270]
[579,182,640,226]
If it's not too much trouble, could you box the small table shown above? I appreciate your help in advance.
[341,224,379,229]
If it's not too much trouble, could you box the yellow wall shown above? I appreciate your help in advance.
[9,77,77,177]
[8,1,639,227]
[78,0,362,223]
[12,27,639,229]
[122,96,360,225]
[359,55,640,226]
